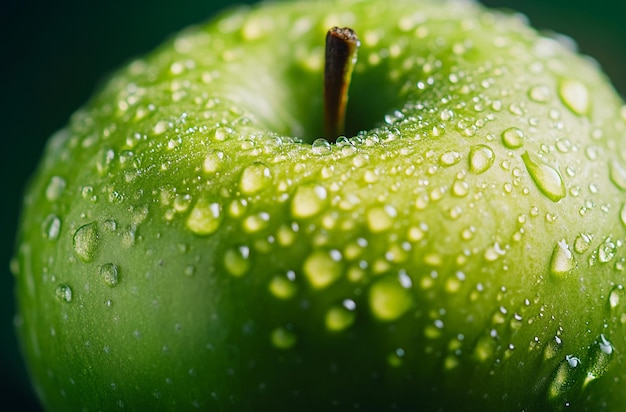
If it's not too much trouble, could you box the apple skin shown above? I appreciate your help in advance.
[11,0,626,410]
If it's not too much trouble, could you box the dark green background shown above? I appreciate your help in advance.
[1,0,624,410]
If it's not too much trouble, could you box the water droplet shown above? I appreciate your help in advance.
[73,222,99,262]
[202,150,227,174]
[609,284,624,309]
[46,176,66,201]
[469,145,495,174]
[311,138,332,155]
[240,162,272,195]
[501,127,525,149]
[548,354,582,403]
[100,263,119,287]
[132,206,149,224]
[522,151,566,202]
[598,237,617,263]
[42,214,61,240]
[243,211,271,233]
[424,320,444,339]
[153,120,168,134]
[276,223,298,247]
[271,326,297,350]
[574,233,592,254]
[388,348,406,367]
[444,355,459,371]
[121,225,137,248]
[473,335,495,362]
[368,275,412,321]
[544,336,563,360]
[269,272,297,299]
[55,284,73,303]
[303,250,342,289]
[224,246,251,277]
[367,205,397,233]
[548,355,580,402]
[583,335,614,388]
[452,180,469,197]
[559,79,589,115]
[439,151,461,167]
[184,265,196,276]
[528,85,551,103]
[550,240,574,277]
[620,204,626,228]
[609,160,626,191]
[484,242,505,262]
[325,300,357,332]
[186,199,222,236]
[291,184,328,219]
[96,148,116,175]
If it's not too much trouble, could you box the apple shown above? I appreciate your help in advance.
[11,0,626,410]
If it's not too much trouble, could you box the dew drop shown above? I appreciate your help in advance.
[73,222,99,262]
[291,184,328,219]
[271,327,297,350]
[303,250,342,289]
[46,176,66,201]
[452,180,469,197]
[439,151,461,167]
[100,263,119,287]
[550,240,574,277]
[202,150,227,174]
[276,223,298,247]
[473,335,495,362]
[469,145,495,174]
[528,85,551,103]
[367,205,397,233]
[573,233,592,254]
[224,246,251,277]
[583,335,614,388]
[240,162,272,195]
[153,120,168,135]
[501,127,525,149]
[325,301,357,332]
[543,336,563,360]
[558,78,589,115]
[55,284,73,303]
[311,138,332,155]
[609,160,626,191]
[121,225,137,248]
[96,148,116,175]
[598,237,617,263]
[269,272,297,299]
[522,151,566,202]
[243,212,270,233]
[186,199,222,236]
[42,214,62,240]
[388,348,406,367]
[444,355,459,371]
[368,275,412,321]
[548,355,582,403]
[609,284,624,309]
[484,242,505,262]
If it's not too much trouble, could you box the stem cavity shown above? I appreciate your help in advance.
[324,26,359,142]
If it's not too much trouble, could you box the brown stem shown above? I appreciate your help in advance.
[324,27,359,142]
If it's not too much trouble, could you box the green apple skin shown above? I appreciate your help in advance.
[12,0,626,410]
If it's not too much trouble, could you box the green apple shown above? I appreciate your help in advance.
[12,0,626,410]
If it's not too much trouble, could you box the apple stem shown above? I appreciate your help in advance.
[324,26,359,142]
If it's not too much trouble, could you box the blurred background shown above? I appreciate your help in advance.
[1,0,624,410]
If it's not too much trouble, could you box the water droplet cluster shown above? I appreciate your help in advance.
[11,0,626,410]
